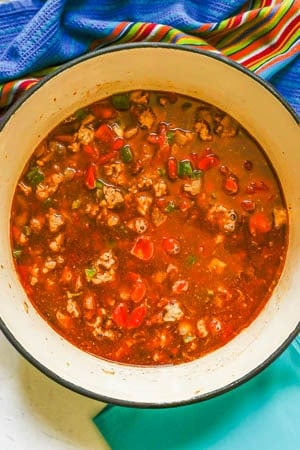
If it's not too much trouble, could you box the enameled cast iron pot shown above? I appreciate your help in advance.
[0,44,299,407]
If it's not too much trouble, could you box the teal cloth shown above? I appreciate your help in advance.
[93,337,300,450]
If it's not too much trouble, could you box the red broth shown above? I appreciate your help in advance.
[10,90,288,365]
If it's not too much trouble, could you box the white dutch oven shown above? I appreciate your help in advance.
[0,44,299,407]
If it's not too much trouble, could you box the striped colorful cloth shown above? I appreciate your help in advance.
[0,0,299,116]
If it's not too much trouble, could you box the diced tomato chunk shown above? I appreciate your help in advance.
[127,305,147,329]
[156,197,168,210]
[130,236,154,261]
[220,323,233,343]
[249,212,272,236]
[162,237,181,255]
[131,280,147,303]
[112,137,125,150]
[147,133,160,144]
[18,265,29,284]
[85,163,97,189]
[12,226,21,241]
[95,124,115,143]
[112,303,146,329]
[112,303,129,328]
[83,144,99,160]
[127,272,141,283]
[60,266,73,284]
[97,151,118,165]
[223,175,239,194]
[192,148,219,171]
[197,154,219,171]
[172,279,189,294]
[92,104,118,119]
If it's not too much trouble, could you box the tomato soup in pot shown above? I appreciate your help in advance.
[10,90,288,366]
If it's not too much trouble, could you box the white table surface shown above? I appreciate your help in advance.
[0,333,110,450]
[0,0,107,447]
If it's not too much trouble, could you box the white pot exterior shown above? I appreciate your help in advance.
[0,44,299,407]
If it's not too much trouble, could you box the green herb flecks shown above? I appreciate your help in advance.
[111,93,130,110]
[26,166,45,186]
[12,249,22,259]
[23,226,31,236]
[191,169,203,179]
[95,179,104,189]
[71,199,81,210]
[75,108,89,120]
[178,160,193,178]
[120,145,133,163]
[85,267,97,282]
[157,167,166,177]
[186,254,196,266]
[43,197,54,208]
[166,131,175,144]
[165,201,177,213]
[183,335,196,344]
